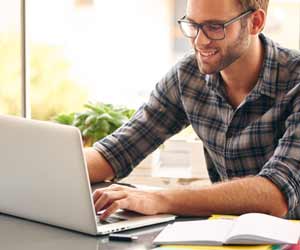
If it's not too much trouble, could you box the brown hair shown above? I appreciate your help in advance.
[237,0,269,12]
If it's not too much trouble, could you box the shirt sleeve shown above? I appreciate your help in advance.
[93,64,189,179]
[258,87,300,213]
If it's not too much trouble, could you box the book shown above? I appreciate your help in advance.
[151,244,273,250]
[153,213,300,246]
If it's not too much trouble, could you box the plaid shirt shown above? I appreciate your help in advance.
[94,34,300,219]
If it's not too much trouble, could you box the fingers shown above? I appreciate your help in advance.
[100,200,128,220]
[93,184,125,203]
[93,184,132,214]
[94,190,127,213]
[92,184,150,220]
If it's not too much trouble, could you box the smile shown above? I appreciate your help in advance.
[199,50,218,57]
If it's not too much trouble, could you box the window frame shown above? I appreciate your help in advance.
[21,0,31,118]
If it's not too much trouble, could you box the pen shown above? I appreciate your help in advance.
[112,182,137,188]
[108,233,138,242]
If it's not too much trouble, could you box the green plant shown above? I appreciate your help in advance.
[53,102,136,147]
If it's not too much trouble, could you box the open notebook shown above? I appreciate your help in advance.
[153,213,300,246]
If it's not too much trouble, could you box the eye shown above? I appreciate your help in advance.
[184,22,198,30]
[180,21,198,34]
[205,24,223,32]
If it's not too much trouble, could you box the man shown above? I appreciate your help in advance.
[85,0,300,220]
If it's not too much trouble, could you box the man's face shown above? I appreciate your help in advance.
[186,0,251,74]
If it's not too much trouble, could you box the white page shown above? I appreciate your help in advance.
[154,219,235,245]
[225,213,300,245]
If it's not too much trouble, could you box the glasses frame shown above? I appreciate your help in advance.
[177,9,254,41]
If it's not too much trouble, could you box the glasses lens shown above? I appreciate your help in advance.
[179,21,198,38]
[202,24,225,40]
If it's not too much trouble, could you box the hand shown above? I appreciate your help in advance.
[93,184,166,220]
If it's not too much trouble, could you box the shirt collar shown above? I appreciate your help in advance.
[253,33,279,99]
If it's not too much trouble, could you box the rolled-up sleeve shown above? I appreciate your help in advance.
[93,65,189,179]
[258,93,300,213]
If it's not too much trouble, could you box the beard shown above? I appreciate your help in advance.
[195,22,250,75]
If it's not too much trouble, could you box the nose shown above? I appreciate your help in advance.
[194,28,211,47]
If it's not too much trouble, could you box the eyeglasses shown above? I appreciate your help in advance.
[177,10,254,41]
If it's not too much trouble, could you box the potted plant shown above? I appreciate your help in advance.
[53,102,135,147]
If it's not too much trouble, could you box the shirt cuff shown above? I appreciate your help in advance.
[258,159,300,212]
[93,139,133,180]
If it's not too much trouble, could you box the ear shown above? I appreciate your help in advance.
[248,9,266,35]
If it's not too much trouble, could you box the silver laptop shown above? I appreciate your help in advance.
[0,114,175,235]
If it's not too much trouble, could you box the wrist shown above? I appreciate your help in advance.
[152,190,172,214]
[84,147,115,183]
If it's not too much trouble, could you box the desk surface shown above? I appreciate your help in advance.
[1,213,298,250]
[0,212,169,250]
[1,181,296,250]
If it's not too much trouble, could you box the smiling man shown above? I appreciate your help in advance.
[85,0,300,220]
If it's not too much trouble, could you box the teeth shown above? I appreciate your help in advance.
[200,50,217,57]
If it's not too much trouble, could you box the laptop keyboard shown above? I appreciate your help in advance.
[97,215,128,225]
[96,210,144,225]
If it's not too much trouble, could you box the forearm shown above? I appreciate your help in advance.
[84,147,115,183]
[157,176,288,217]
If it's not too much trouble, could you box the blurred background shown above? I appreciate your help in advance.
[1,0,299,119]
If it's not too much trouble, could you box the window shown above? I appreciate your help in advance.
[27,0,176,120]
[0,0,21,116]
[7,0,300,120]
[265,0,300,49]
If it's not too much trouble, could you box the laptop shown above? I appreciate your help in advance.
[0,114,175,235]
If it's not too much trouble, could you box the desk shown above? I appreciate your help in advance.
[0,213,169,250]
[1,213,298,250]
[1,181,297,250]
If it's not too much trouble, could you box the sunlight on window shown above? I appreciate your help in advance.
[27,0,176,118]
[0,0,21,116]
[265,0,300,49]
[1,0,298,121]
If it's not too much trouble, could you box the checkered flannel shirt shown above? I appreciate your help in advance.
[94,34,300,219]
